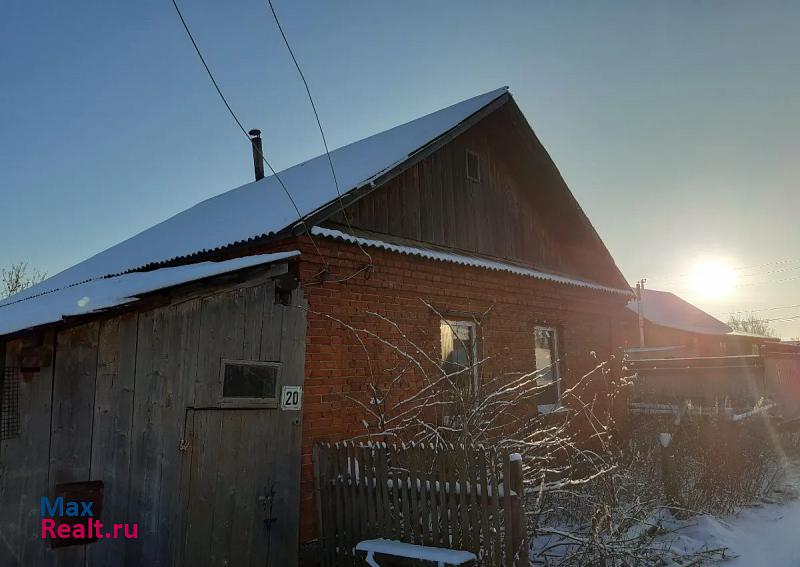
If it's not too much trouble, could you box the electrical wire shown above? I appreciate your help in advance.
[170,0,330,273]
[764,313,800,323]
[729,303,800,316]
[266,0,374,269]
[646,258,800,286]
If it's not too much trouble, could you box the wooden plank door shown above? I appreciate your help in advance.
[182,409,290,567]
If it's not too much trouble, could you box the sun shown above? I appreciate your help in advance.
[688,259,738,299]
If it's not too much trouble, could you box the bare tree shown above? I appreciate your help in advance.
[727,312,774,337]
[1,261,47,299]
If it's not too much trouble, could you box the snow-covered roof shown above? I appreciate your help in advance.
[727,330,777,340]
[626,289,732,335]
[3,87,508,307]
[313,227,632,295]
[0,252,297,337]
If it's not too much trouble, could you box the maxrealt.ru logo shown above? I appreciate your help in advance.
[40,497,138,541]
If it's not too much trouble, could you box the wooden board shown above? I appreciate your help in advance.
[50,323,100,567]
[86,314,138,566]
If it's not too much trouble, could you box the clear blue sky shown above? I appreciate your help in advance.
[2,1,799,337]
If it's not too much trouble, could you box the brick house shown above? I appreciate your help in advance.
[0,87,631,565]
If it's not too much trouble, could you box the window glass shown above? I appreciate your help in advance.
[441,320,477,388]
[222,361,279,399]
[534,326,560,409]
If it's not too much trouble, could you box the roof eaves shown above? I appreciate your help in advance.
[312,226,633,296]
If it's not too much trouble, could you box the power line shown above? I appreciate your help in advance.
[737,263,800,278]
[646,258,800,286]
[170,0,329,273]
[736,273,800,287]
[764,313,800,323]
[729,303,800,316]
[266,0,373,268]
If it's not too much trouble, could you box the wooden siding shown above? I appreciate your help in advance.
[327,99,626,289]
[0,266,307,567]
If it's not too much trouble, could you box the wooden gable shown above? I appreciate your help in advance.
[325,98,627,290]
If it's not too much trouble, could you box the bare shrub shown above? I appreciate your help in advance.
[647,414,785,515]
[526,418,731,566]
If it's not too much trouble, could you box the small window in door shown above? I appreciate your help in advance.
[220,360,280,406]
[534,326,561,413]
[441,320,478,390]
[465,150,480,182]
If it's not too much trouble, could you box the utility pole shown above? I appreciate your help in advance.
[635,278,647,347]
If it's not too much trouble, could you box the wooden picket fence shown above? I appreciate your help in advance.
[313,442,528,566]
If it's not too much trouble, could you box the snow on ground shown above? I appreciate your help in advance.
[662,460,800,566]
[531,461,800,565]
[669,498,800,566]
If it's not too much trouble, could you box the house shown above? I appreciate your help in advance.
[621,288,778,358]
[0,87,632,566]
[621,289,800,413]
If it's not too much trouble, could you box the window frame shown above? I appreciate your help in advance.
[533,325,561,414]
[440,319,480,391]
[218,359,281,409]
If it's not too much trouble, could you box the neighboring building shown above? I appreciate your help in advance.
[0,87,632,565]
[621,288,779,358]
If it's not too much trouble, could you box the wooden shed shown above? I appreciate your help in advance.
[0,253,307,566]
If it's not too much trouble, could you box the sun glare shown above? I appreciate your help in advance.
[688,259,737,299]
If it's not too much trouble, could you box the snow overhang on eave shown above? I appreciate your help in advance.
[0,251,299,339]
[311,227,633,296]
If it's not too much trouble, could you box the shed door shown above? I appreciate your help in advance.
[182,409,297,567]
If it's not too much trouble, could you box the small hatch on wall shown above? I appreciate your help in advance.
[220,360,281,407]
[465,149,480,182]
[49,480,104,548]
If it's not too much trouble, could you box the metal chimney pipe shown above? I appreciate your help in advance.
[249,129,265,181]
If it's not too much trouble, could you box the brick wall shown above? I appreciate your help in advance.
[249,235,629,543]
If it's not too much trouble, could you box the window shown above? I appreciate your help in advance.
[465,150,480,182]
[220,360,280,406]
[534,326,560,413]
[441,320,478,390]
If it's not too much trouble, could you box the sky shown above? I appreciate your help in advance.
[1,1,799,338]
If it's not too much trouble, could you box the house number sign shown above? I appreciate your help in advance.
[280,386,303,410]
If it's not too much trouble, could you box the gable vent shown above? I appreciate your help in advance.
[465,150,480,182]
